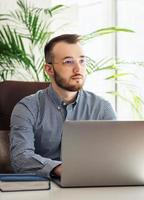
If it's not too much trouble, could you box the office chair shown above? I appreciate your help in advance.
[0,81,48,173]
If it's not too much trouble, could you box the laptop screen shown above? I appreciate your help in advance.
[60,120,144,187]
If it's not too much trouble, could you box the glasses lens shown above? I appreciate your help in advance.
[79,57,86,65]
[63,57,86,66]
[63,58,74,65]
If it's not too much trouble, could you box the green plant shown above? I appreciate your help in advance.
[103,59,144,119]
[82,27,144,119]
[0,0,133,82]
[0,0,68,81]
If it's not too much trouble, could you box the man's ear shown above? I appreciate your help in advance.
[45,64,54,76]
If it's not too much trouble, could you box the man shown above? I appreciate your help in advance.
[10,34,116,178]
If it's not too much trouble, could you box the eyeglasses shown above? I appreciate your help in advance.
[49,57,87,67]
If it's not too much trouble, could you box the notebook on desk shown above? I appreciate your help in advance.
[52,120,144,187]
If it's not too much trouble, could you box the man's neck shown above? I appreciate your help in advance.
[51,83,78,104]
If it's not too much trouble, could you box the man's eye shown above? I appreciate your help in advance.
[79,59,86,64]
[64,60,73,65]
[80,59,84,63]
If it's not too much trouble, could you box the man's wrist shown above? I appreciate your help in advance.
[50,164,61,178]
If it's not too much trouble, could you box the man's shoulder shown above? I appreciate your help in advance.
[17,88,48,108]
[80,89,113,108]
[81,90,116,120]
[11,88,48,120]
[81,89,106,102]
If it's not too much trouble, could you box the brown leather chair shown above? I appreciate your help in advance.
[0,81,48,173]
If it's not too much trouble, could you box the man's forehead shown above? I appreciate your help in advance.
[52,41,84,57]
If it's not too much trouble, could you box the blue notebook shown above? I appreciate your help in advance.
[0,173,50,192]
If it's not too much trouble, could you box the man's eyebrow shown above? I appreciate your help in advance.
[62,56,73,60]
[62,55,86,60]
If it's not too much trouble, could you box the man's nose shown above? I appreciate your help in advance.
[73,60,81,73]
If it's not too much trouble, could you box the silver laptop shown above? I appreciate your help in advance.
[53,120,144,187]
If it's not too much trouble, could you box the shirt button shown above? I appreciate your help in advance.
[57,106,61,110]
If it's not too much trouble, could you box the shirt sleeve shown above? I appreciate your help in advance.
[10,100,62,178]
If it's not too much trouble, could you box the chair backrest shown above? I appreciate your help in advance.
[0,81,48,173]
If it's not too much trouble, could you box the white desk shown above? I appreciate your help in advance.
[1,183,144,200]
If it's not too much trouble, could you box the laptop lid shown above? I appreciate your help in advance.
[60,120,144,187]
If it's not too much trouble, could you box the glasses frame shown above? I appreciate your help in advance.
[48,56,87,67]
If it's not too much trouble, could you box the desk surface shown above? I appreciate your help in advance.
[1,182,144,200]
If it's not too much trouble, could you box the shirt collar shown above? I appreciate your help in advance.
[47,84,62,107]
[47,84,82,108]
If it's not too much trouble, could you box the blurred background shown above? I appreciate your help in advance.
[0,0,144,119]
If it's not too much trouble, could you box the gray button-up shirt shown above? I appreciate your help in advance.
[10,84,116,177]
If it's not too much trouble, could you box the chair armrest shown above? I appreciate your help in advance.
[0,130,13,173]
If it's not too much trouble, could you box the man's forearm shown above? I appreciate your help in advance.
[11,152,62,178]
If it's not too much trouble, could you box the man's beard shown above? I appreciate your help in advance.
[53,68,85,92]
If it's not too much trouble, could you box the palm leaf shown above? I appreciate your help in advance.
[34,4,66,17]
[81,27,134,43]
[108,91,144,119]
[105,73,129,80]
[0,0,68,81]
[0,25,33,69]
[86,57,117,74]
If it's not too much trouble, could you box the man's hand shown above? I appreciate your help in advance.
[53,164,62,177]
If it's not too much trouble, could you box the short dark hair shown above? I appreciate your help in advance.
[44,34,81,64]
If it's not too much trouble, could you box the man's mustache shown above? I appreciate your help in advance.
[71,74,84,79]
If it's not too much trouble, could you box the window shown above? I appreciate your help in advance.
[116,0,144,119]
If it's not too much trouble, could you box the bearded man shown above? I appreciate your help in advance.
[10,34,116,178]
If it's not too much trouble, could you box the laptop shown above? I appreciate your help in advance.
[52,120,144,187]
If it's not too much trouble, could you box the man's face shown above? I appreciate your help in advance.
[49,41,87,92]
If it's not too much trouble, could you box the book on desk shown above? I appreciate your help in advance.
[0,174,50,192]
